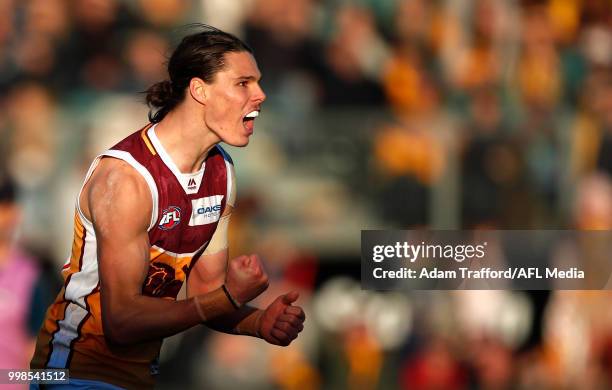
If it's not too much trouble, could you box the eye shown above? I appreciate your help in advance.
[238,81,248,87]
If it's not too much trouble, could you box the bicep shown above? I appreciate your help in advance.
[87,160,152,306]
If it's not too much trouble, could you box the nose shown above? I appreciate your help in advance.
[253,83,266,104]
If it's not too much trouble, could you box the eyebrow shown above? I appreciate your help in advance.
[235,75,262,82]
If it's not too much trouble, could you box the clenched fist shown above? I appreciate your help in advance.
[258,291,306,346]
[225,254,269,306]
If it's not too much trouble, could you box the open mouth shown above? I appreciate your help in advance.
[243,110,259,123]
[242,110,259,133]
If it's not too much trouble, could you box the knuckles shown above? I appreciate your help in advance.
[288,317,300,327]
[226,254,268,303]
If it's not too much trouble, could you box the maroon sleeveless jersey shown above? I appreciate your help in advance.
[113,123,233,299]
[31,123,234,389]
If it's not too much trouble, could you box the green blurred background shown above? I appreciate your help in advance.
[0,0,611,389]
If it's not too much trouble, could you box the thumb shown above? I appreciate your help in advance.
[281,291,299,305]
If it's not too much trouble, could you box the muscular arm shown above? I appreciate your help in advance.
[83,158,238,345]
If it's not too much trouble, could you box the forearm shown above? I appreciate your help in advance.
[204,305,263,337]
[103,287,236,345]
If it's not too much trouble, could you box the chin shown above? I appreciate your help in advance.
[223,135,250,147]
[234,139,250,147]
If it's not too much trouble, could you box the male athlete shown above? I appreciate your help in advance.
[31,26,305,389]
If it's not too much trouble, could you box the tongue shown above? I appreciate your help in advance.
[244,119,254,132]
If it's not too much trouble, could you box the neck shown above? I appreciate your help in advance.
[153,103,220,173]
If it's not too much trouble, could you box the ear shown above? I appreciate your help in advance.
[189,77,208,105]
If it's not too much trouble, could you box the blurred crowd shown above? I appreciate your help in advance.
[0,0,611,389]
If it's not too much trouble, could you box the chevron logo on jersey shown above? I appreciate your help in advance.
[159,206,181,230]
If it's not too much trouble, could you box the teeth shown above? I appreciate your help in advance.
[244,110,259,119]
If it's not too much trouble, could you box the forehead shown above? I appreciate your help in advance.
[219,51,261,80]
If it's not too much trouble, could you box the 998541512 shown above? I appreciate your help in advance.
[0,369,69,384]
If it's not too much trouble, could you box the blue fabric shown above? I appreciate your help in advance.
[29,378,125,389]
[216,144,233,164]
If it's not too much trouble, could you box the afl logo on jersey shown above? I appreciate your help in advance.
[159,206,181,230]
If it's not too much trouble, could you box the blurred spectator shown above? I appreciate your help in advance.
[371,119,446,226]
[569,69,612,185]
[593,74,612,176]
[343,324,381,390]
[572,173,612,230]
[382,44,440,117]
[4,82,57,190]
[313,5,387,107]
[123,29,170,91]
[460,87,532,228]
[400,337,468,390]
[201,0,251,34]
[135,0,190,28]
[518,5,563,111]
[53,0,134,91]
[244,0,319,108]
[0,175,56,373]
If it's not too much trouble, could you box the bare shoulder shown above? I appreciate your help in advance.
[81,157,152,235]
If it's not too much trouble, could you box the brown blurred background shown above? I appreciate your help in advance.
[0,0,611,389]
